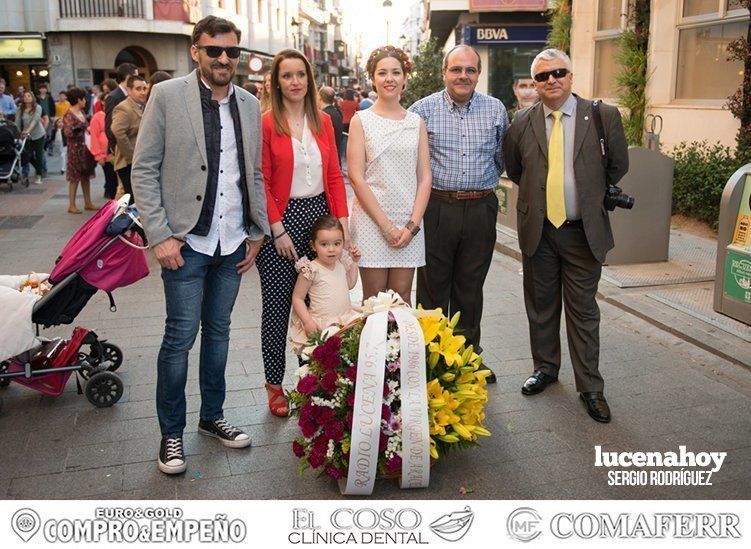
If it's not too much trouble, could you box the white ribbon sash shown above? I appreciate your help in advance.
[340,311,388,495]
[392,307,430,489]
[339,292,430,495]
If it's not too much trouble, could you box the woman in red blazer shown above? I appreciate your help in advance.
[256,48,348,417]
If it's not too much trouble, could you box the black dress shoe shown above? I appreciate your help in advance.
[521,371,557,395]
[580,392,611,423]
[477,365,496,384]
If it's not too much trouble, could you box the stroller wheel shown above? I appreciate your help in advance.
[84,372,123,408]
[98,343,123,372]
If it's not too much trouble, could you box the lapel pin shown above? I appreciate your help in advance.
[584,116,589,121]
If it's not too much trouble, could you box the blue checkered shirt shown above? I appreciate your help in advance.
[408,90,508,191]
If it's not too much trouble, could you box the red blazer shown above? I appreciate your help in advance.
[262,110,348,224]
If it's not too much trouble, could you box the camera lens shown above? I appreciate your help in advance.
[618,194,635,209]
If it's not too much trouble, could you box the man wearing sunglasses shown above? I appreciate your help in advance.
[503,49,628,423]
[132,16,269,474]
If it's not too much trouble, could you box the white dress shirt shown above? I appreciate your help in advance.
[185,82,248,256]
[289,117,324,199]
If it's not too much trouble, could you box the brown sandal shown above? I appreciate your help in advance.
[265,383,289,417]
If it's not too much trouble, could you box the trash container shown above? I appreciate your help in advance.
[714,163,751,325]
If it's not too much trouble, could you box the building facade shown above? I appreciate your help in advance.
[571,0,748,151]
[0,0,328,94]
[425,0,550,111]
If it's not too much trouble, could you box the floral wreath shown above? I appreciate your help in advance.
[366,45,413,76]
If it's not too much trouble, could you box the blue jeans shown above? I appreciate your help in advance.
[156,242,245,439]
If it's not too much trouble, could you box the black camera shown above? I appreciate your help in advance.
[604,185,634,211]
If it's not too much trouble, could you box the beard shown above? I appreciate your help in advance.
[201,60,236,87]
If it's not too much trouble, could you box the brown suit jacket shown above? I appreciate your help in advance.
[111,98,143,171]
[503,95,629,263]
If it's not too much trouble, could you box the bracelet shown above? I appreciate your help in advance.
[273,230,287,241]
[405,220,420,236]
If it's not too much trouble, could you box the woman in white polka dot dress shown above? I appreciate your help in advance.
[347,46,432,304]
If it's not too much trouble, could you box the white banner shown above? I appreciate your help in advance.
[392,307,430,490]
[0,500,748,548]
[340,310,388,495]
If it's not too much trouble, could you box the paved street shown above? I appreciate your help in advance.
[1,165,750,500]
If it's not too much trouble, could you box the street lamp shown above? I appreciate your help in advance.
[383,0,392,45]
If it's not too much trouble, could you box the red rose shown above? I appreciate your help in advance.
[324,420,345,442]
[379,432,388,452]
[346,392,355,407]
[326,465,344,480]
[313,435,329,453]
[317,407,336,424]
[345,412,353,429]
[321,372,338,394]
[292,440,305,458]
[381,404,391,423]
[300,420,318,438]
[345,365,357,381]
[299,400,319,423]
[383,382,390,398]
[308,448,326,468]
[385,454,402,474]
[297,375,318,395]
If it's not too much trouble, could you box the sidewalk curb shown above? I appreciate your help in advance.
[493,229,751,371]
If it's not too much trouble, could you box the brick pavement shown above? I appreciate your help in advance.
[1,163,750,500]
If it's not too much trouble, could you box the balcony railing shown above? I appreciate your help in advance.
[59,0,145,18]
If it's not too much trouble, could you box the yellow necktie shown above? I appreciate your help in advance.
[546,111,566,228]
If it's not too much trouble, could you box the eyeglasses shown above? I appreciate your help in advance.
[533,68,569,82]
[194,45,243,59]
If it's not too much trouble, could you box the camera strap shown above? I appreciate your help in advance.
[591,99,611,183]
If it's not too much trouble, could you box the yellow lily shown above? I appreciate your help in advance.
[429,328,466,367]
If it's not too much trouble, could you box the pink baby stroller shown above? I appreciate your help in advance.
[0,197,150,411]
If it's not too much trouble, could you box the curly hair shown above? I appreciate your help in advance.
[366,45,413,80]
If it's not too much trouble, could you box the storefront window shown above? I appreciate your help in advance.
[593,38,621,98]
[598,0,623,31]
[676,21,745,99]
[488,45,541,112]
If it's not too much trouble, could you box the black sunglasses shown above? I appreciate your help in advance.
[194,45,243,59]
[533,68,570,82]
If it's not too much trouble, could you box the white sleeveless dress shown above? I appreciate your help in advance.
[350,109,425,268]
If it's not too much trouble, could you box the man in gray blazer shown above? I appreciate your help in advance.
[132,16,269,474]
[503,49,628,423]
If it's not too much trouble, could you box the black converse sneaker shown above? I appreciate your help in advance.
[158,437,186,475]
[198,418,251,448]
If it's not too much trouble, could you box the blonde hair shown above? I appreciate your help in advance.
[269,49,321,136]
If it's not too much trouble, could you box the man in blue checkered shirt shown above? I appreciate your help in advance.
[408,45,508,384]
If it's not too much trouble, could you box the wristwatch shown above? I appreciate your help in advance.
[405,220,420,236]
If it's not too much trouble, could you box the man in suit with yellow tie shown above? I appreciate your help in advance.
[503,49,629,423]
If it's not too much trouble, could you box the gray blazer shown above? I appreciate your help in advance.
[503,96,629,263]
[132,70,269,247]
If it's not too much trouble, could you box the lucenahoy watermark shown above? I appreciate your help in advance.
[594,445,727,486]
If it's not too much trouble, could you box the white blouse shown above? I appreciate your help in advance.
[289,117,324,199]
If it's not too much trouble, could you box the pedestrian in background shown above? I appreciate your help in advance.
[318,86,343,163]
[242,81,260,99]
[147,71,172,103]
[257,48,348,417]
[0,80,18,120]
[62,87,97,214]
[54,91,71,173]
[504,49,629,423]
[260,72,272,113]
[88,87,117,199]
[348,46,431,304]
[132,15,267,475]
[408,45,508,384]
[16,90,46,184]
[105,62,138,154]
[358,89,373,110]
[111,74,148,203]
[93,79,116,114]
[36,83,55,162]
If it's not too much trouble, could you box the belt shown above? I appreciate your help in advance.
[545,218,583,228]
[431,189,494,200]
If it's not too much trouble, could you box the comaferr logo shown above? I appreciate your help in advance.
[550,513,741,539]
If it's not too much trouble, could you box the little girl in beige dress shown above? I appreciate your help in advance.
[290,215,361,354]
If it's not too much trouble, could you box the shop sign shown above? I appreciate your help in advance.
[469,0,547,11]
[0,38,45,60]
[731,174,751,250]
[462,24,549,45]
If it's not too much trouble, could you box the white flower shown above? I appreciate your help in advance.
[294,364,312,381]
